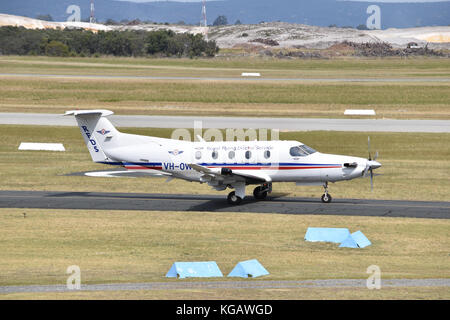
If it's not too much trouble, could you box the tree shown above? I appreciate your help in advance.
[356,24,369,30]
[45,40,69,57]
[234,19,242,25]
[105,19,118,25]
[213,15,228,26]
[0,26,219,58]
[145,30,173,55]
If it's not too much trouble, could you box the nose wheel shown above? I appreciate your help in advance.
[321,182,332,203]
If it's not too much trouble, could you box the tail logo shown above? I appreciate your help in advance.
[97,129,111,135]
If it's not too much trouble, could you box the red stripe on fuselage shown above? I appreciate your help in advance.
[206,166,341,170]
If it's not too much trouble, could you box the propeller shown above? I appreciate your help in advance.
[364,136,381,191]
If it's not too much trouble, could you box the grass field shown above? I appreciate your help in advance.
[0,55,449,300]
[0,125,449,201]
[2,55,450,78]
[0,56,449,119]
[5,287,449,300]
[0,208,449,299]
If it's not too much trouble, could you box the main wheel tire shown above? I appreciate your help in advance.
[321,193,332,203]
[253,186,268,200]
[227,191,242,205]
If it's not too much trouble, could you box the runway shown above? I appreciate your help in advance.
[2,112,450,132]
[0,190,448,219]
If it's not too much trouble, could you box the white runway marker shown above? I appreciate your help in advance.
[18,143,65,151]
[344,109,376,116]
[241,72,261,77]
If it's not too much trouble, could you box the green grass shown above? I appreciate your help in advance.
[0,55,449,119]
[2,55,450,74]
[0,77,448,119]
[0,125,449,202]
[1,78,448,105]
[0,208,448,299]
[3,287,450,300]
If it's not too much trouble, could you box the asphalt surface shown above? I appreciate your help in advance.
[2,112,450,132]
[0,190,448,219]
[1,278,449,294]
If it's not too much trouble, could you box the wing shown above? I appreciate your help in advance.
[190,163,271,184]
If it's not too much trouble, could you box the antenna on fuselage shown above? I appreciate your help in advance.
[196,135,205,142]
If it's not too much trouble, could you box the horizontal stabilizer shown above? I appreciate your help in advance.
[64,109,114,117]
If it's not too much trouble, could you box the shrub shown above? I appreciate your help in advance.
[45,40,70,57]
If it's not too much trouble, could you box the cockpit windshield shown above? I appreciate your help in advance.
[289,145,317,157]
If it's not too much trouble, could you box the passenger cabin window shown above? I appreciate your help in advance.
[245,150,252,160]
[212,151,218,160]
[228,150,235,159]
[195,151,202,160]
[289,145,316,157]
[264,150,271,159]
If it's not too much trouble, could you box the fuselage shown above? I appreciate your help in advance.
[104,137,376,185]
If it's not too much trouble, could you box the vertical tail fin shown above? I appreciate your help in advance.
[65,109,118,163]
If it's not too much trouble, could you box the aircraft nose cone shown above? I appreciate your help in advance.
[369,160,381,169]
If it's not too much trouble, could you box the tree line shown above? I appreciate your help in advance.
[0,26,219,58]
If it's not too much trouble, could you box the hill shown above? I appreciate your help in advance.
[1,13,449,51]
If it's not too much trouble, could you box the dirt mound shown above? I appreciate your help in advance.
[339,41,446,57]
[250,38,279,46]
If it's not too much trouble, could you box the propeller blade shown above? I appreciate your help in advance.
[368,136,372,161]
[370,168,374,192]
[363,165,369,177]
[374,151,379,161]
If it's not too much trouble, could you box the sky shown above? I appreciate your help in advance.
[118,0,450,2]
[116,0,206,2]
[339,0,450,3]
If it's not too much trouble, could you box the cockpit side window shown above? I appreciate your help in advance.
[301,145,317,154]
[289,145,317,157]
[290,146,307,157]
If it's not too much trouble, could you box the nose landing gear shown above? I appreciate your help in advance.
[321,182,332,203]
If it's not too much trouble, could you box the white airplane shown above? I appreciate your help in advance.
[66,109,381,204]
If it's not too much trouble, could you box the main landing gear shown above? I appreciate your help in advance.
[253,183,271,200]
[227,191,242,205]
[227,182,246,205]
[227,183,272,205]
[321,182,332,203]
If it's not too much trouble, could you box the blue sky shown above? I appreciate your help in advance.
[118,0,450,2]
[339,0,450,3]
